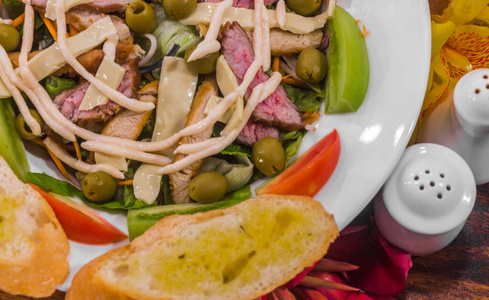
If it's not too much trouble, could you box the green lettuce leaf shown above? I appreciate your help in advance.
[282,83,324,112]
[281,130,305,164]
[200,155,254,193]
[26,172,153,210]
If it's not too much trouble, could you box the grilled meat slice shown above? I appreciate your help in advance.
[101,81,157,140]
[170,78,219,204]
[221,21,304,131]
[31,0,127,13]
[66,9,133,44]
[248,29,324,56]
[54,59,141,130]
[236,119,281,147]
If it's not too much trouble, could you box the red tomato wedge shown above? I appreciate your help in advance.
[257,129,340,197]
[29,184,128,245]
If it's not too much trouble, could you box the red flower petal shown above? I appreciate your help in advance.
[285,261,319,288]
[325,222,412,296]
[311,272,375,299]
[271,286,297,300]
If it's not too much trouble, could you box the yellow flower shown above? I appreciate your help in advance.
[412,0,489,144]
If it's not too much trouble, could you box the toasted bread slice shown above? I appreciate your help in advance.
[66,194,339,300]
[0,156,70,298]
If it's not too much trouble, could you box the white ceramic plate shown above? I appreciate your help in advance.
[26,0,432,291]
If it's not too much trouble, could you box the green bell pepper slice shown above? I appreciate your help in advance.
[325,5,370,113]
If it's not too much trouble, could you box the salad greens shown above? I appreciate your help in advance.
[44,76,77,98]
[0,99,29,182]
[127,186,251,240]
[26,172,154,210]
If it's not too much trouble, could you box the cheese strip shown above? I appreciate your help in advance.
[0,16,118,98]
[160,72,282,174]
[79,57,125,111]
[94,152,128,172]
[181,3,334,35]
[45,0,93,20]
[133,57,198,204]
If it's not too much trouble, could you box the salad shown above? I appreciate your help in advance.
[0,0,368,240]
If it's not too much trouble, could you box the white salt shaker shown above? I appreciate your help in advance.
[374,143,476,256]
[417,69,489,185]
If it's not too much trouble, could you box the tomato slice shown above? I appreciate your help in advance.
[257,129,340,197]
[29,184,128,245]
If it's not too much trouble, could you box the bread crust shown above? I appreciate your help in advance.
[0,157,70,298]
[67,195,339,300]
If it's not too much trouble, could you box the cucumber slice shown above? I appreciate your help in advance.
[0,99,29,182]
[128,198,245,240]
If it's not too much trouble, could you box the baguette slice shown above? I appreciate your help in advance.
[66,194,339,300]
[0,156,70,298]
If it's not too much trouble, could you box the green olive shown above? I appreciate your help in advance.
[296,48,328,84]
[285,0,321,16]
[0,24,20,52]
[189,171,228,204]
[15,109,43,140]
[163,0,197,20]
[125,1,158,34]
[81,172,117,203]
[184,43,219,74]
[252,137,285,176]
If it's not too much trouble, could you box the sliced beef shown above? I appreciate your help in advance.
[221,21,304,131]
[66,9,133,44]
[54,59,141,130]
[197,0,278,8]
[236,119,280,147]
[170,78,219,204]
[31,0,127,13]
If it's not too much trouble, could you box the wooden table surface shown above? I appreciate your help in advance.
[3,0,488,299]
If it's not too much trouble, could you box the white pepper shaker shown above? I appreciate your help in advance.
[417,69,489,185]
[374,143,476,256]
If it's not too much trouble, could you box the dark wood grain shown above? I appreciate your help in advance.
[399,183,489,299]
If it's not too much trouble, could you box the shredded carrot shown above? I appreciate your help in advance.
[117,180,133,186]
[144,72,155,82]
[73,139,82,161]
[302,111,321,125]
[69,24,79,36]
[282,74,291,80]
[282,76,308,87]
[40,14,58,41]
[356,20,370,38]
[31,137,46,148]
[45,145,79,187]
[11,13,25,28]
[272,56,280,72]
